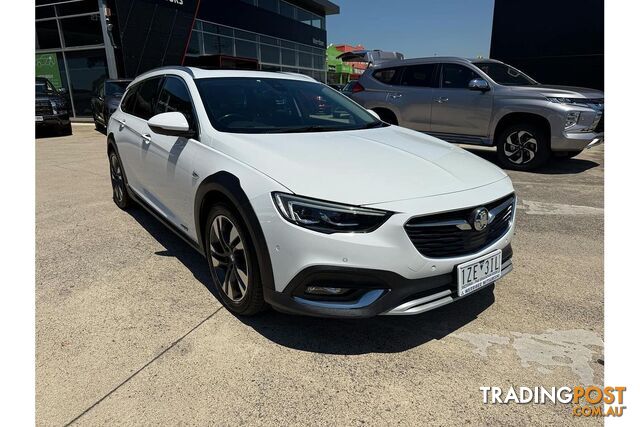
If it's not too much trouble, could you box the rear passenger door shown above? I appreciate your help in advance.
[142,75,199,231]
[111,78,160,194]
[387,63,438,131]
[429,63,493,139]
[120,77,163,203]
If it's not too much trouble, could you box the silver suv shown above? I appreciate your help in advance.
[348,57,604,170]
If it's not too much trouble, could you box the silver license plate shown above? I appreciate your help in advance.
[457,249,502,297]
[35,116,43,122]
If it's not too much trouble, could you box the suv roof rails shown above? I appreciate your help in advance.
[138,66,196,78]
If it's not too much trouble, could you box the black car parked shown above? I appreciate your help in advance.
[91,79,131,130]
[36,77,71,135]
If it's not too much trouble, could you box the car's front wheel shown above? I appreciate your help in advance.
[497,123,550,171]
[205,204,266,315]
[109,150,131,209]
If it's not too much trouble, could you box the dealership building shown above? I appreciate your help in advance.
[35,0,340,118]
[490,0,603,90]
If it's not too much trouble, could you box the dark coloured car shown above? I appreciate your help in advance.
[35,77,71,135]
[91,79,131,130]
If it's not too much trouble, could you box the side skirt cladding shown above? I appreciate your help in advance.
[194,172,276,292]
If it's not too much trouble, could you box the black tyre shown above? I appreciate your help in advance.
[205,204,266,316]
[375,109,398,125]
[108,149,131,209]
[496,123,551,171]
[58,123,72,136]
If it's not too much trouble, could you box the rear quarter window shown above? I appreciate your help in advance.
[372,68,402,85]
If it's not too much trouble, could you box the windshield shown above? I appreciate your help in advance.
[195,77,385,133]
[36,80,55,95]
[473,62,537,86]
[105,81,130,96]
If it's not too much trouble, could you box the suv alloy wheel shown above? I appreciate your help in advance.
[205,205,266,315]
[109,150,131,209]
[497,123,551,171]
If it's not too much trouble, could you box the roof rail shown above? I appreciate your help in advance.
[138,66,196,78]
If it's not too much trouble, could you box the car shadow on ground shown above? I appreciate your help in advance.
[36,128,70,139]
[463,147,600,175]
[127,205,495,355]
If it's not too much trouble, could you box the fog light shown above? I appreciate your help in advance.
[565,111,580,128]
[305,286,350,295]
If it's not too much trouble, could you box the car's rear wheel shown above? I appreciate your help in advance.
[497,123,550,171]
[109,150,131,209]
[205,204,266,315]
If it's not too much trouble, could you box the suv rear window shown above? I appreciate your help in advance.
[372,68,401,84]
[400,64,437,87]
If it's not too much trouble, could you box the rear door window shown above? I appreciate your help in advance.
[131,77,162,120]
[400,64,438,87]
[120,84,138,114]
[372,67,402,85]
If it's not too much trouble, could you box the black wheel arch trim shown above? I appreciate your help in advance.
[194,171,276,291]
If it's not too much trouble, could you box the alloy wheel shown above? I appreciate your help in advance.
[504,130,538,165]
[109,153,125,203]
[209,215,250,302]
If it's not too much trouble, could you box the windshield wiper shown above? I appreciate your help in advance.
[276,125,346,133]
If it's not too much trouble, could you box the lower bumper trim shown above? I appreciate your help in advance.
[264,245,513,318]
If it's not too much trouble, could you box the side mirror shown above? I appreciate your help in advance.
[468,78,490,92]
[148,112,194,137]
[367,109,381,120]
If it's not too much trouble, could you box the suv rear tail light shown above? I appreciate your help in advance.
[351,82,365,93]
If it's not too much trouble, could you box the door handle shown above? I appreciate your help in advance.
[436,97,449,103]
[141,133,152,144]
[115,118,126,125]
[390,93,403,99]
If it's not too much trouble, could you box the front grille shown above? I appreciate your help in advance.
[36,100,53,116]
[582,98,604,106]
[404,194,515,258]
[594,113,604,133]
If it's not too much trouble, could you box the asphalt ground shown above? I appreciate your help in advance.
[36,124,604,426]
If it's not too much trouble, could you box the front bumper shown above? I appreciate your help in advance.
[254,177,516,318]
[264,245,513,318]
[551,131,604,152]
[36,114,70,129]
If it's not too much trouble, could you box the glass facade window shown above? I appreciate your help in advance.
[186,20,327,82]
[59,14,103,47]
[36,20,61,49]
[56,0,98,16]
[235,40,258,59]
[36,0,111,117]
[281,48,296,66]
[279,1,295,19]
[203,34,234,56]
[65,49,108,117]
[260,44,280,64]
[36,5,55,19]
[257,0,278,13]
[244,0,326,30]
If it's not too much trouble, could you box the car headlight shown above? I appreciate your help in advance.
[272,192,392,233]
[50,100,67,115]
[547,97,578,104]
[565,111,581,128]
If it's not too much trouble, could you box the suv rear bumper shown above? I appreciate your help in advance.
[264,245,512,318]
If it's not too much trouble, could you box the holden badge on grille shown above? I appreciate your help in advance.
[471,207,489,231]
